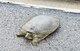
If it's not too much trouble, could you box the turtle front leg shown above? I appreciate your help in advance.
[31,34,41,46]
[25,33,32,39]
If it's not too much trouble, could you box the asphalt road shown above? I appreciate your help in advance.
[0,2,80,51]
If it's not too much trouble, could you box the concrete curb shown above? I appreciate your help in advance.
[0,0,80,13]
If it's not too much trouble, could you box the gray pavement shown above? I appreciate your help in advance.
[0,2,80,51]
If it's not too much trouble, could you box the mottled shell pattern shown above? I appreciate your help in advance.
[17,15,60,45]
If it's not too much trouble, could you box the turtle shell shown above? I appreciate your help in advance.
[17,15,60,45]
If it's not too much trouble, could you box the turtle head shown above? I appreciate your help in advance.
[17,29,26,37]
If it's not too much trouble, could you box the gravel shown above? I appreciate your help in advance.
[0,2,80,51]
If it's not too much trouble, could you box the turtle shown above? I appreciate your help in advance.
[17,15,60,46]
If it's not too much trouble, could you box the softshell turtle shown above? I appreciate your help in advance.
[17,15,60,45]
